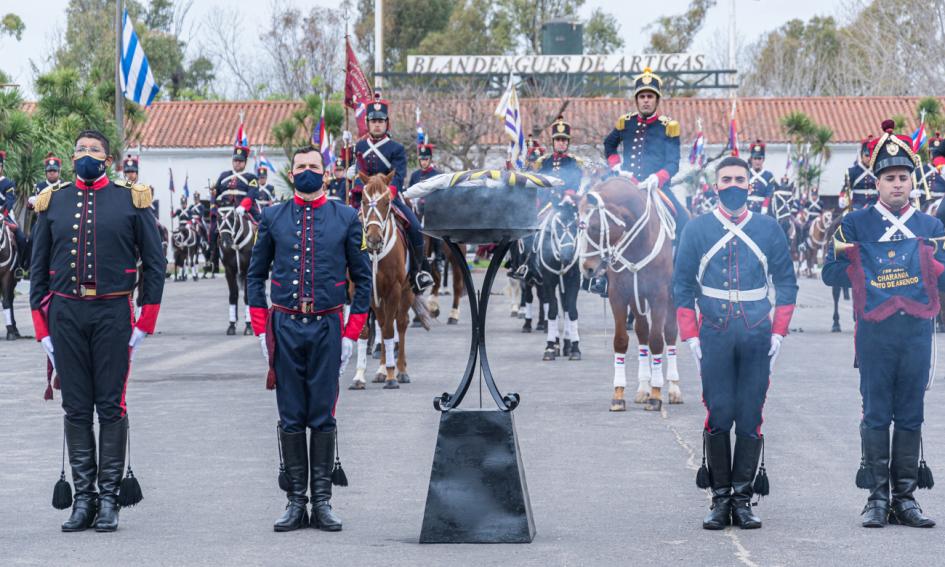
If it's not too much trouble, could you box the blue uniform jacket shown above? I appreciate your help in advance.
[603,113,680,183]
[747,168,776,213]
[823,204,945,290]
[247,195,372,331]
[407,166,441,188]
[355,135,407,195]
[916,163,945,199]
[846,163,878,210]
[0,176,16,213]
[214,169,258,208]
[674,208,798,339]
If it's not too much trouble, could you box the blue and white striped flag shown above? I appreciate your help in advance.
[494,74,525,168]
[120,10,160,107]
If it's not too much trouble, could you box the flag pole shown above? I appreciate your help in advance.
[115,0,125,157]
[343,6,352,207]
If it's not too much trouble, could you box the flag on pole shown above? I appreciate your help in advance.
[688,127,705,167]
[119,10,160,107]
[911,114,928,153]
[494,74,525,167]
[235,116,248,148]
[183,174,189,200]
[416,106,426,147]
[311,97,332,166]
[344,37,372,138]
[784,142,793,175]
[727,99,739,157]
[256,147,277,176]
[168,168,175,194]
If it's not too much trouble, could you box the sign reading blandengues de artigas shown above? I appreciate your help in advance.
[406,54,707,75]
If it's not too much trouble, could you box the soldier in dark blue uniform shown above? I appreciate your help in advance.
[248,145,371,532]
[213,144,259,216]
[534,115,582,202]
[603,67,688,238]
[353,94,433,293]
[746,140,776,215]
[0,150,31,275]
[33,153,66,195]
[120,155,140,185]
[326,158,348,202]
[915,133,945,210]
[823,121,944,529]
[30,130,166,532]
[407,143,441,188]
[674,156,798,531]
[770,174,795,221]
[843,136,878,211]
[256,166,276,208]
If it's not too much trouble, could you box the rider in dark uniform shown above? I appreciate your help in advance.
[256,166,276,209]
[407,144,441,189]
[674,155,798,531]
[30,129,166,532]
[915,133,945,210]
[844,136,878,211]
[326,158,348,202]
[352,93,433,293]
[210,145,258,272]
[823,121,944,529]
[746,140,776,215]
[0,150,31,276]
[248,145,371,533]
[603,67,688,239]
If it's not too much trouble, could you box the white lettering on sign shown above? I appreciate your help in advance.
[406,54,708,75]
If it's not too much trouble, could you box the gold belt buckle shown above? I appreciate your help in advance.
[300,298,314,314]
[79,284,97,297]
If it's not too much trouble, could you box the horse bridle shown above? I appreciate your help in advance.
[173,224,197,249]
[360,186,399,307]
[536,207,580,276]
[218,207,254,251]
[0,224,15,270]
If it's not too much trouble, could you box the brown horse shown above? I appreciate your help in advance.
[800,209,834,278]
[0,222,21,339]
[351,172,429,389]
[425,237,466,324]
[579,176,683,412]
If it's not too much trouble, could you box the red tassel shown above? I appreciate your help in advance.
[266,369,277,390]
[53,374,61,390]
[44,383,53,401]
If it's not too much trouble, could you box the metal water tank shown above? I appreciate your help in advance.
[541,18,583,55]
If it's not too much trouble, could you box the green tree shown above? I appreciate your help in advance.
[355,0,456,72]
[271,93,345,183]
[645,0,716,53]
[584,9,623,54]
[781,111,833,194]
[1,13,25,41]
[417,0,514,55]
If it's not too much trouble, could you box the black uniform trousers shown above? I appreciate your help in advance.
[856,314,931,432]
[273,310,343,434]
[49,295,133,426]
[700,317,771,439]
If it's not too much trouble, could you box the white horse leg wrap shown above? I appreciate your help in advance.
[374,321,382,347]
[384,338,396,368]
[244,305,250,322]
[546,318,558,342]
[650,353,665,388]
[2,308,11,326]
[525,302,534,319]
[570,319,580,342]
[613,353,627,388]
[355,338,368,378]
[638,344,651,382]
[229,304,237,323]
[666,346,680,382]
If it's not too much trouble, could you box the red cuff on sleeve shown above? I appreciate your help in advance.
[239,197,253,210]
[250,306,269,336]
[388,184,398,199]
[135,304,161,335]
[772,304,795,336]
[655,169,671,187]
[32,309,49,341]
[934,156,945,170]
[607,154,621,168]
[763,197,771,207]
[676,307,699,341]
[343,312,369,340]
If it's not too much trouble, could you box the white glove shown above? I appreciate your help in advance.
[128,327,147,362]
[345,165,357,181]
[259,333,269,364]
[41,336,56,371]
[27,195,37,208]
[768,334,783,372]
[342,130,352,143]
[643,173,661,190]
[235,205,246,215]
[910,189,922,199]
[686,337,702,364]
[339,337,355,375]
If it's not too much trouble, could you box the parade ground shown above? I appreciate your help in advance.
[2,273,945,567]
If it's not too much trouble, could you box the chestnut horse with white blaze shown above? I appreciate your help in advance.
[351,172,430,389]
[579,175,683,411]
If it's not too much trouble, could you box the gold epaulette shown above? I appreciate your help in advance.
[34,186,54,212]
[659,115,680,138]
[533,154,549,170]
[616,112,637,131]
[130,183,153,208]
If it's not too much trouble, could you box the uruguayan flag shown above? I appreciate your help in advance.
[120,10,160,106]
[494,74,525,167]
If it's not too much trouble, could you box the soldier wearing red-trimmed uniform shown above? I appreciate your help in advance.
[746,140,776,215]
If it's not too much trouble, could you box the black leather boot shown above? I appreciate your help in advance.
[731,435,762,529]
[94,417,127,532]
[889,428,935,528]
[62,419,98,532]
[310,430,343,531]
[274,428,309,532]
[860,425,890,528]
[569,341,582,361]
[703,430,732,530]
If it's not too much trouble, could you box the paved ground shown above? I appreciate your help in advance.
[2,272,945,567]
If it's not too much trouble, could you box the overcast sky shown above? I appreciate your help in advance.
[1,0,843,97]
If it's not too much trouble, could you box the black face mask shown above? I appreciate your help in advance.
[75,155,107,181]
[717,186,749,210]
[293,169,324,193]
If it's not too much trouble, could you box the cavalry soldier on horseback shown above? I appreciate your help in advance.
[603,67,688,239]
[213,144,259,219]
[771,174,795,219]
[30,129,166,532]
[247,145,371,533]
[326,158,347,202]
[408,144,441,188]
[0,150,31,276]
[674,155,798,531]
[843,136,879,211]
[823,120,944,529]
[256,166,276,208]
[352,93,434,294]
[915,133,945,211]
[746,140,776,215]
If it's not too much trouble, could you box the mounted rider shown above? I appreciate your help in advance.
[351,93,434,294]
[746,140,776,215]
[771,174,796,221]
[0,150,31,277]
[842,136,878,211]
[534,115,583,208]
[213,144,259,218]
[256,166,276,209]
[674,155,798,531]
[603,67,688,239]
[326,158,348,202]
[408,143,441,188]
[915,133,945,210]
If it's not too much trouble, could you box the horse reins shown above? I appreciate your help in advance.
[361,186,399,307]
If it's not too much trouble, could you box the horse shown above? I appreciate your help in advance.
[508,233,547,332]
[800,209,834,278]
[578,175,683,412]
[217,206,255,335]
[0,222,21,340]
[424,237,466,325]
[535,201,583,361]
[172,222,201,282]
[351,172,431,390]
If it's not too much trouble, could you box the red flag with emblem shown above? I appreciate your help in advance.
[345,38,372,138]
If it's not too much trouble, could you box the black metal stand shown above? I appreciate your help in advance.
[419,237,535,544]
